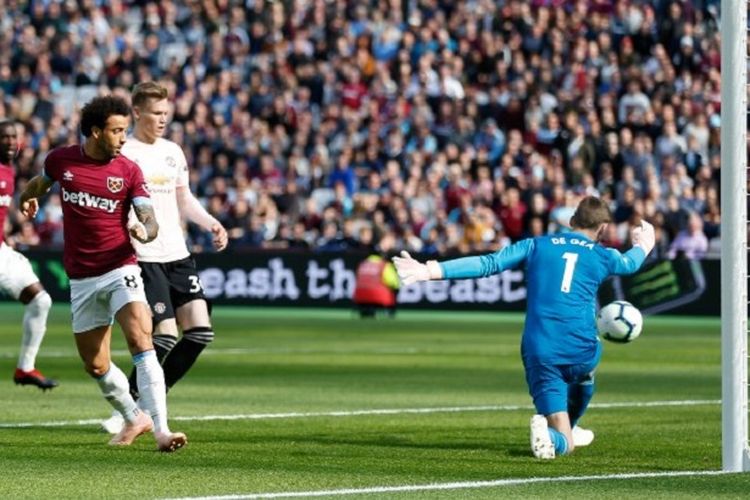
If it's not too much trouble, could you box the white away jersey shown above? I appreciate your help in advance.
[121,137,191,263]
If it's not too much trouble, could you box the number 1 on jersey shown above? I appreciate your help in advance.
[560,252,578,293]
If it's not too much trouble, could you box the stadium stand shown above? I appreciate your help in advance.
[0,0,722,257]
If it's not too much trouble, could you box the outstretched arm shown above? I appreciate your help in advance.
[130,197,159,243]
[19,175,55,218]
[176,185,227,250]
[393,239,535,285]
[391,252,443,285]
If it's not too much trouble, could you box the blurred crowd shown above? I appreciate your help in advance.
[0,0,726,260]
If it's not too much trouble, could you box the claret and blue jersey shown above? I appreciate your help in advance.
[439,233,647,366]
[42,145,150,279]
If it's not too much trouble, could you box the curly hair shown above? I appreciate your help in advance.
[79,96,130,138]
[0,119,15,132]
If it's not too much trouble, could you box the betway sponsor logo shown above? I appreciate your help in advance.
[61,187,119,213]
[0,194,11,207]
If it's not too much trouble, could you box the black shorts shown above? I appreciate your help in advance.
[139,257,206,325]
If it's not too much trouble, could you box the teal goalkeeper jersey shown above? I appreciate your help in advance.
[439,233,646,365]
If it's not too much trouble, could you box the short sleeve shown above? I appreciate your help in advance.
[43,150,60,181]
[174,145,189,189]
[128,162,151,199]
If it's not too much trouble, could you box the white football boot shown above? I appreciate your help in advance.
[572,426,595,447]
[530,414,555,459]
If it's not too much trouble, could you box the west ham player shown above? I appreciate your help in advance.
[0,120,56,390]
[393,196,655,459]
[101,82,227,434]
[19,96,186,451]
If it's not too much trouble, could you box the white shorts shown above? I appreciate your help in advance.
[70,264,148,334]
[0,243,40,299]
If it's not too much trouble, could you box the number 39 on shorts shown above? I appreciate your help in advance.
[188,275,202,293]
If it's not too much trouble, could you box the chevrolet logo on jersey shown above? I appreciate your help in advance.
[0,194,11,207]
[147,174,171,185]
[62,187,120,213]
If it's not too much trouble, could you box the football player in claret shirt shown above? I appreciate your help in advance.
[393,196,655,459]
[19,96,186,452]
[0,120,56,390]
[101,82,228,434]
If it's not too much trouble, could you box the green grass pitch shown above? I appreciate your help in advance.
[0,304,748,499]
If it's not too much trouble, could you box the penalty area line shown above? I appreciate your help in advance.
[162,470,730,500]
[0,399,719,429]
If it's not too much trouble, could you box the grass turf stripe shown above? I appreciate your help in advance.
[0,399,719,428]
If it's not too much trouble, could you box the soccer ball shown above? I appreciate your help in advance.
[596,301,643,343]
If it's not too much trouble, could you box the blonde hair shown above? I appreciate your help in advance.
[131,81,168,108]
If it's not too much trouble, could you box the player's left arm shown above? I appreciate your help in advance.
[393,239,535,285]
[176,185,228,251]
[608,220,655,275]
[127,163,158,243]
[131,197,158,243]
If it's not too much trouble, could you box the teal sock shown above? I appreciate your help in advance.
[548,428,569,455]
[568,382,595,428]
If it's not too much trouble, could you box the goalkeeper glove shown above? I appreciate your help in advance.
[631,220,656,255]
[392,251,443,285]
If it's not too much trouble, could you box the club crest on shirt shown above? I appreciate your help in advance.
[63,170,74,181]
[107,176,124,193]
[153,302,166,314]
[166,156,177,168]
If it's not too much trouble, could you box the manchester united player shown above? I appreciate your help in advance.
[0,120,57,390]
[102,82,228,434]
[19,96,186,452]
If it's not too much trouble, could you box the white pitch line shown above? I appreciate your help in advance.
[0,347,425,359]
[162,470,731,500]
[0,399,719,429]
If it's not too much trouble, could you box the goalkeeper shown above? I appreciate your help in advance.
[393,196,655,459]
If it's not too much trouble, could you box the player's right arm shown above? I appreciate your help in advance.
[393,239,535,285]
[19,175,55,218]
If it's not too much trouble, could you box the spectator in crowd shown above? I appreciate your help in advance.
[667,211,709,260]
[0,0,724,258]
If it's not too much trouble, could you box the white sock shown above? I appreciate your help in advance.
[133,349,170,435]
[95,363,139,424]
[17,291,51,371]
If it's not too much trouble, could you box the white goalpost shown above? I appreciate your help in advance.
[720,0,749,472]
